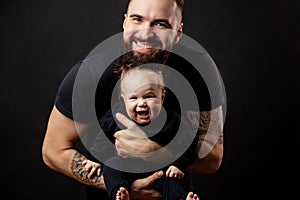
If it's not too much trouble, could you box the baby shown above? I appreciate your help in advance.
[84,66,199,200]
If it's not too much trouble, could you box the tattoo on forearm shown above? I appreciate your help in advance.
[198,111,211,134]
[199,108,224,145]
[187,107,224,146]
[71,152,102,187]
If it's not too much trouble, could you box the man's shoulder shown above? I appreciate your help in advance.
[167,44,209,70]
[172,44,207,57]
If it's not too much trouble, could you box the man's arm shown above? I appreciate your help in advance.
[42,106,106,189]
[114,107,224,174]
[186,106,224,174]
[42,106,163,200]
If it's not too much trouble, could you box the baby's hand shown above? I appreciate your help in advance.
[166,165,184,179]
[82,160,101,178]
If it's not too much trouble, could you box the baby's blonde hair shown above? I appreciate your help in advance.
[120,66,166,95]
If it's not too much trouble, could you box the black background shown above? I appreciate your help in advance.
[1,0,291,199]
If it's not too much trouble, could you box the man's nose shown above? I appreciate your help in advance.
[136,27,155,41]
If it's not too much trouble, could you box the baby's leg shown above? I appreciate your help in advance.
[116,187,130,200]
[186,192,200,200]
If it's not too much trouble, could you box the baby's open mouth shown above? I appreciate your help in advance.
[137,110,150,119]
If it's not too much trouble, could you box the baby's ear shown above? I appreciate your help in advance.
[121,94,125,102]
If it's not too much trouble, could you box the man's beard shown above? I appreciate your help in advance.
[120,48,170,65]
[116,50,170,75]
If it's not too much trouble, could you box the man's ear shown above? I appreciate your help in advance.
[123,13,127,30]
[161,89,166,102]
[174,22,183,44]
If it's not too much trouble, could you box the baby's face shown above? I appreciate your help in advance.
[121,70,165,124]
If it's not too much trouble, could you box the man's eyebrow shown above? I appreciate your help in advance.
[128,14,172,28]
[129,14,143,18]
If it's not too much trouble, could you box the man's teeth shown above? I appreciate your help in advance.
[136,42,152,49]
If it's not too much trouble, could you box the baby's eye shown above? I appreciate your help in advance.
[145,95,155,99]
[129,96,137,100]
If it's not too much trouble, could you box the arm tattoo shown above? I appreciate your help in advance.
[198,111,211,134]
[71,152,103,187]
[187,106,224,146]
[199,107,224,145]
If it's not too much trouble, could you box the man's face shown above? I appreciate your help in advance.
[123,0,183,55]
[121,70,165,125]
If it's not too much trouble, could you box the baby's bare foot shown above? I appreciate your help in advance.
[116,187,130,200]
[186,192,200,200]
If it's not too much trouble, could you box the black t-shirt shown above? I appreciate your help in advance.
[55,45,225,124]
[55,45,225,150]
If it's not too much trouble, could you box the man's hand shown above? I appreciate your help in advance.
[130,170,164,200]
[114,113,161,159]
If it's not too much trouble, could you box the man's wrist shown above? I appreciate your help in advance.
[143,138,161,152]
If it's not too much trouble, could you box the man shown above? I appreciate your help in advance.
[42,0,225,200]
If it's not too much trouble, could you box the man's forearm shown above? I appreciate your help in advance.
[42,107,107,190]
[186,106,224,174]
[70,151,106,189]
[43,147,106,190]
[186,135,223,173]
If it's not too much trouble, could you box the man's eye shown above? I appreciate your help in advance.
[154,22,168,28]
[132,18,142,23]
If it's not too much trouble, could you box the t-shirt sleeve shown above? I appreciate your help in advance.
[55,52,123,123]
[195,53,226,111]
[55,62,82,120]
[165,47,226,112]
[54,60,99,123]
